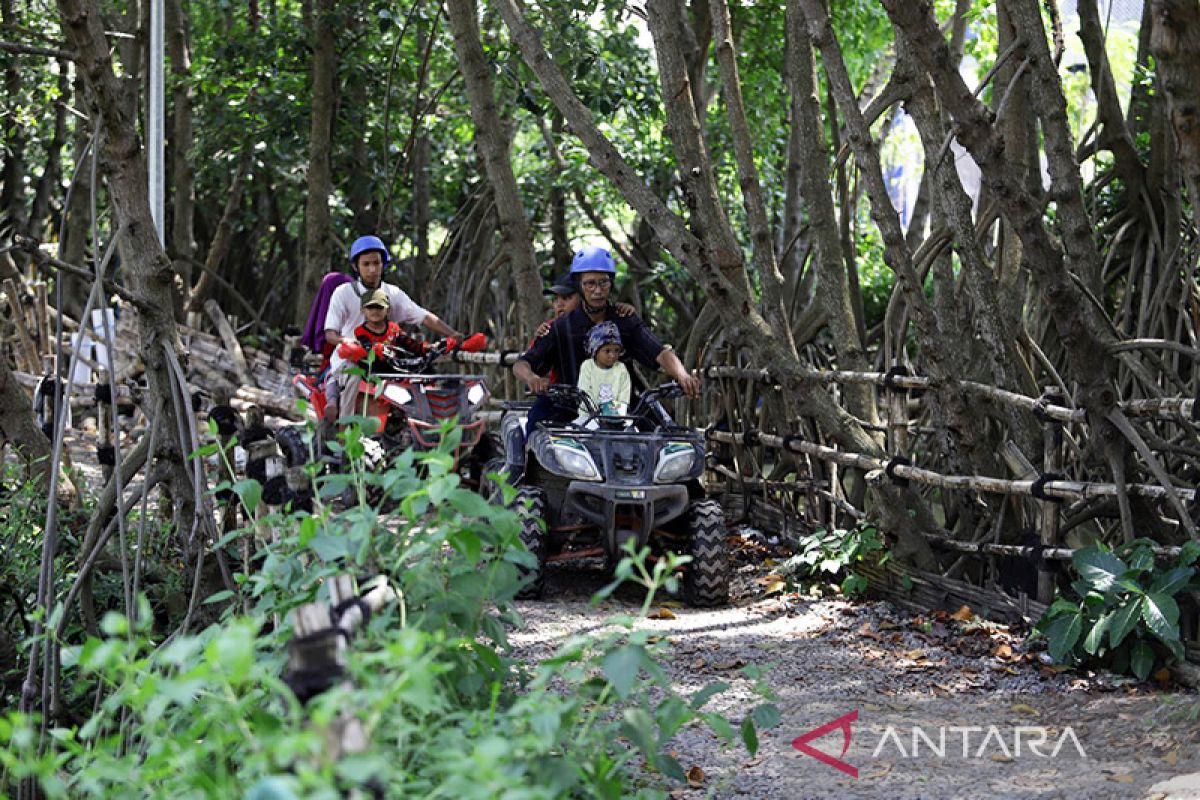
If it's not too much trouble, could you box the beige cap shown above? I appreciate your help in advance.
[361,288,390,309]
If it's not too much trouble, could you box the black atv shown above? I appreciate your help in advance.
[493,382,729,607]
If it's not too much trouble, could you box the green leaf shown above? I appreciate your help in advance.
[689,681,730,710]
[1130,639,1155,681]
[1179,540,1200,567]
[703,712,736,742]
[1149,566,1195,597]
[1141,592,1180,643]
[203,590,235,606]
[1043,612,1083,661]
[619,708,656,761]
[1073,547,1128,592]
[740,715,759,756]
[1109,599,1142,649]
[233,478,262,515]
[1082,612,1112,655]
[602,645,643,700]
[751,702,781,730]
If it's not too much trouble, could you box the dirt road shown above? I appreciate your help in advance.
[511,559,1200,799]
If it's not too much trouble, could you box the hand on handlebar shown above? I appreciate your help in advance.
[337,340,368,362]
[678,372,701,400]
[460,333,487,352]
[525,375,551,395]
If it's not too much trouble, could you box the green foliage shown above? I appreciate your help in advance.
[781,524,888,596]
[1035,540,1200,681]
[1,424,773,796]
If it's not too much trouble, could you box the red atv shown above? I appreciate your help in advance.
[286,336,498,487]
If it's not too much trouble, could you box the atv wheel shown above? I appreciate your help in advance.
[479,458,507,502]
[512,486,547,599]
[682,499,729,607]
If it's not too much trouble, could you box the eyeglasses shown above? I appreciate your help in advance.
[580,278,611,290]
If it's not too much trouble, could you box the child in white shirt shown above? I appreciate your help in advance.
[577,321,631,420]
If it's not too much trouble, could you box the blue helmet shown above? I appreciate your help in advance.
[586,321,623,357]
[348,235,390,274]
[569,245,616,276]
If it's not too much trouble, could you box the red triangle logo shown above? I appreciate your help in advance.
[791,709,859,778]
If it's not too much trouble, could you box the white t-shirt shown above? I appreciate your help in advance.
[577,359,631,418]
[326,280,429,370]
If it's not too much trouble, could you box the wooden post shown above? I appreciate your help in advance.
[33,282,50,360]
[1038,388,1065,604]
[3,279,41,373]
[204,298,254,388]
[886,364,909,458]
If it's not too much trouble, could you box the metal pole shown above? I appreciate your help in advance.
[148,0,165,244]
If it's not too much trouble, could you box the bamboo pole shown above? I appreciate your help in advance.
[1037,388,1065,604]
[705,429,1197,503]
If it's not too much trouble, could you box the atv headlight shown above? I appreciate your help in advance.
[466,383,487,406]
[550,440,601,481]
[381,384,413,407]
[654,445,696,483]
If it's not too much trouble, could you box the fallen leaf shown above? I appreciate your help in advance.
[686,766,705,786]
[763,580,786,595]
[950,605,973,621]
[1107,774,1134,784]
[758,573,783,585]
[1009,703,1039,717]
[878,620,902,631]
[648,608,677,620]
[992,643,1013,660]
[991,753,1013,763]
[713,659,745,671]
[857,622,883,641]
[1153,667,1172,686]
[901,649,926,660]
[692,658,707,669]
[1163,749,1179,767]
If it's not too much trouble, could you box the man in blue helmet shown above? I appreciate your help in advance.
[512,245,700,434]
[323,235,463,421]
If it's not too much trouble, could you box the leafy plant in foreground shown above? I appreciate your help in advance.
[1036,539,1200,680]
[0,421,773,797]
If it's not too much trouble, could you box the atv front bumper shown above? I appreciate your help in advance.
[563,481,690,543]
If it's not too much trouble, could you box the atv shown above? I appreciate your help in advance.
[494,382,729,607]
[284,339,498,490]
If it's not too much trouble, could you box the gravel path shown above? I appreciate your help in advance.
[509,551,1200,799]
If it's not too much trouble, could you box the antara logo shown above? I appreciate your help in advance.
[792,710,1087,777]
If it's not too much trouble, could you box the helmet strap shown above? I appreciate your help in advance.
[582,298,607,316]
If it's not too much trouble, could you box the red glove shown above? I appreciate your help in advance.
[337,341,367,361]
[371,342,388,360]
[443,337,458,352]
[461,333,487,353]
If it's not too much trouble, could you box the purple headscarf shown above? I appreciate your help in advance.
[301,272,353,352]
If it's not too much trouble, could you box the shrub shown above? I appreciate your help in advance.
[1,422,774,797]
[1035,539,1200,680]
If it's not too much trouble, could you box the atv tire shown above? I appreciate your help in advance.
[512,486,547,599]
[479,458,507,503]
[682,499,729,607]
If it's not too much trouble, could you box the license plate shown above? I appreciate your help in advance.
[616,490,646,500]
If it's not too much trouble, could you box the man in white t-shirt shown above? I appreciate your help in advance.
[323,235,463,422]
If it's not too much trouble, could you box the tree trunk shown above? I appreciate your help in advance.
[784,0,874,423]
[0,354,52,489]
[296,0,337,322]
[445,0,543,334]
[29,63,71,244]
[1150,0,1200,233]
[167,0,196,318]
[57,72,94,321]
[0,0,27,237]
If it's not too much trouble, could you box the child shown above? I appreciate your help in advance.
[577,321,631,419]
[326,288,428,421]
